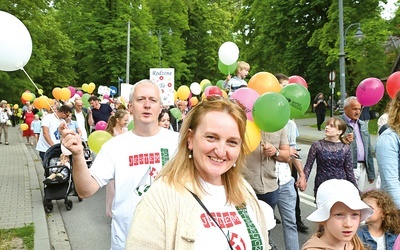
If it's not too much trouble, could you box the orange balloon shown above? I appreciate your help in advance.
[248,72,281,95]
[52,87,62,100]
[189,96,199,107]
[20,123,29,131]
[33,98,42,109]
[59,88,71,101]
[38,96,50,110]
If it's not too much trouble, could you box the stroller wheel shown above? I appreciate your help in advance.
[43,199,53,213]
[65,200,73,210]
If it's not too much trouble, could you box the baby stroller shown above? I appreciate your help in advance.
[42,143,82,213]
[82,140,93,168]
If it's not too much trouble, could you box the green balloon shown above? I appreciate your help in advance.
[170,108,182,121]
[87,131,113,154]
[216,80,225,90]
[252,92,290,132]
[128,120,135,131]
[82,93,91,108]
[37,111,43,117]
[218,60,238,75]
[280,84,310,119]
[201,82,212,92]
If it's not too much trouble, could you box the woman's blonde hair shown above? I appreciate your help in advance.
[316,225,366,249]
[158,96,250,207]
[387,90,400,134]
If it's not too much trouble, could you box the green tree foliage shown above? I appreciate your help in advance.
[0,0,398,109]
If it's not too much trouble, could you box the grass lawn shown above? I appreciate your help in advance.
[0,223,34,250]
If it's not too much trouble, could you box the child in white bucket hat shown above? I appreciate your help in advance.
[302,179,373,250]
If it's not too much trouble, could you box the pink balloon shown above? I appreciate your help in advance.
[67,86,76,98]
[76,90,83,97]
[289,75,308,89]
[231,87,260,120]
[356,77,384,107]
[95,121,107,131]
[103,94,110,100]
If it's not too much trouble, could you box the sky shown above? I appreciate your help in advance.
[381,0,398,20]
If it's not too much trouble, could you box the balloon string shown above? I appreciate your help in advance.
[20,67,62,121]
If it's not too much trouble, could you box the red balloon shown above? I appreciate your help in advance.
[207,86,223,96]
[386,71,400,98]
[289,75,308,89]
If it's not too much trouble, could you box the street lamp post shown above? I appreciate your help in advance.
[149,28,173,68]
[338,0,364,110]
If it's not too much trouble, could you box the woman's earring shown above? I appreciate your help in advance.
[233,163,236,168]
[188,150,192,159]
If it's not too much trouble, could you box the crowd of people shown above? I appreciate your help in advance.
[1,68,400,249]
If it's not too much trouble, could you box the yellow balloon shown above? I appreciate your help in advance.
[20,123,29,131]
[88,131,113,154]
[13,104,19,109]
[59,88,71,101]
[88,82,96,94]
[22,92,31,101]
[82,83,89,93]
[177,85,190,100]
[200,79,211,89]
[52,87,62,100]
[221,90,228,98]
[244,120,261,154]
[38,89,44,95]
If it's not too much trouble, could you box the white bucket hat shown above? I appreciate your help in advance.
[307,179,373,222]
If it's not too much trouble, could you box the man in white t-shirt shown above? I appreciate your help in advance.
[36,104,72,160]
[61,80,179,250]
[71,99,89,141]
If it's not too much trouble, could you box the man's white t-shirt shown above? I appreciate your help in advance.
[89,128,179,249]
[74,111,88,141]
[36,114,62,152]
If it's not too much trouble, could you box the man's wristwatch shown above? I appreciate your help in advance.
[274,147,280,157]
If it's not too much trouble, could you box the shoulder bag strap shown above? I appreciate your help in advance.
[187,189,234,250]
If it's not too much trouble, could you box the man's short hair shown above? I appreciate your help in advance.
[88,96,99,102]
[59,105,72,114]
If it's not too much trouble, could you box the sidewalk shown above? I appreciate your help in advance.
[295,117,378,145]
[0,126,50,249]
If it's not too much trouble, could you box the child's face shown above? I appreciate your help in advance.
[321,202,360,247]
[363,197,382,225]
[237,68,249,79]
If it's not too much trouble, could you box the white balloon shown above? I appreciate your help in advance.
[61,144,73,156]
[190,82,201,95]
[0,11,32,71]
[218,42,239,66]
